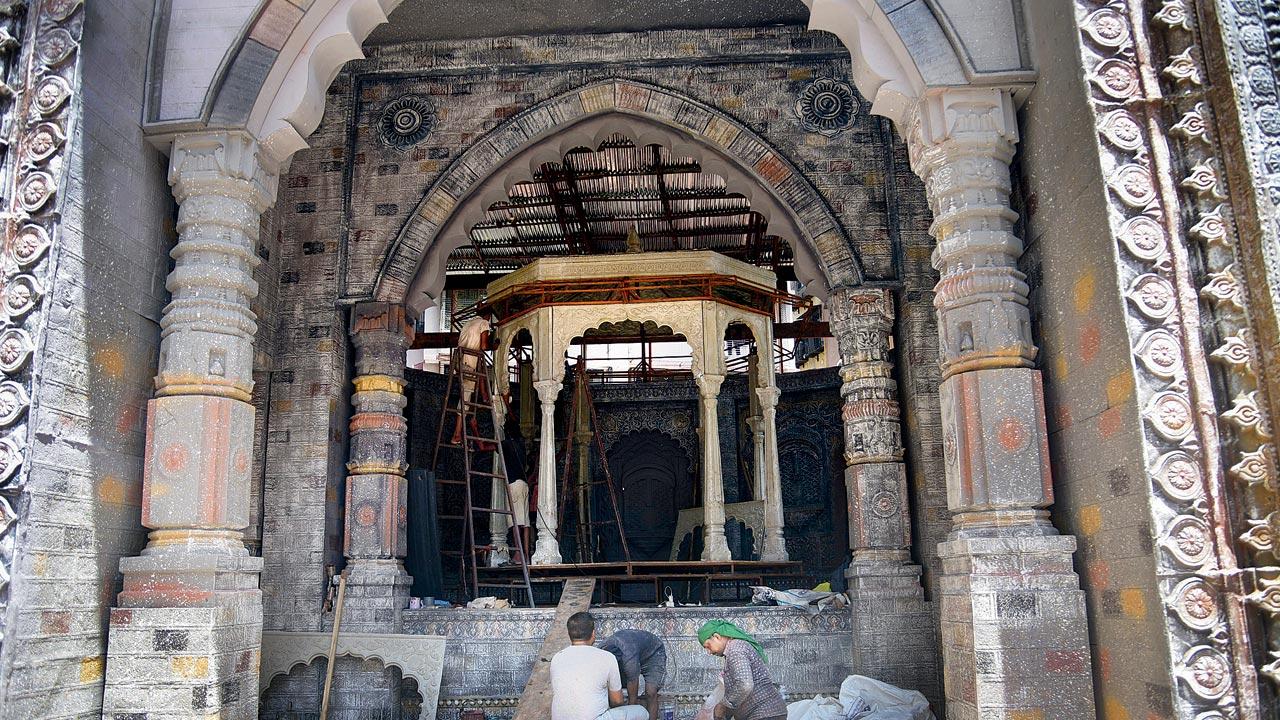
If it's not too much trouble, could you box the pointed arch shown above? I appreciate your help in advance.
[375,79,864,313]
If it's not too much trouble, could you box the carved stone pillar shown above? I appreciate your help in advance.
[757,386,788,561]
[909,88,1093,719]
[696,373,732,561]
[827,285,935,698]
[103,131,275,720]
[531,379,563,565]
[342,302,412,630]
[828,287,911,563]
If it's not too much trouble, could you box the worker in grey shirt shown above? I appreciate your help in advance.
[598,629,667,720]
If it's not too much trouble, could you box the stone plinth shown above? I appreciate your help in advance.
[845,562,940,707]
[102,603,263,720]
[937,535,1093,720]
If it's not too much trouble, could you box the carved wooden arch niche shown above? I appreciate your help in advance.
[604,429,695,562]
[374,80,865,315]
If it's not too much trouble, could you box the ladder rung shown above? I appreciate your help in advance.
[465,434,498,442]
[468,470,506,479]
[472,507,514,515]
[436,478,467,485]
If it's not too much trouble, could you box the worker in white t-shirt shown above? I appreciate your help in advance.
[550,611,650,720]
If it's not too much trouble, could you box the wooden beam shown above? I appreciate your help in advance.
[512,578,596,720]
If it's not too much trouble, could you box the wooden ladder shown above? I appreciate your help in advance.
[431,345,535,607]
[557,359,633,565]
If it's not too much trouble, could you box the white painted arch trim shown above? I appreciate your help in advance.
[260,630,446,720]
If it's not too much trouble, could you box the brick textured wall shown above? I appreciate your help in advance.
[258,75,356,632]
[0,1,174,717]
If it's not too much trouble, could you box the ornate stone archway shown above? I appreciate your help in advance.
[375,79,863,310]
[106,3,1104,720]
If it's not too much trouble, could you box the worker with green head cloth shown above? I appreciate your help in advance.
[696,620,786,720]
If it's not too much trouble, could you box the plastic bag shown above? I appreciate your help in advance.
[785,695,844,720]
[837,675,933,720]
[694,677,725,720]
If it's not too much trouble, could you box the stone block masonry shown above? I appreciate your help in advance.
[102,605,262,719]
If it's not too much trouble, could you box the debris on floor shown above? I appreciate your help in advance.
[786,675,934,720]
[749,585,849,614]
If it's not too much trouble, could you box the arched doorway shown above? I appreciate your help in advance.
[606,430,694,562]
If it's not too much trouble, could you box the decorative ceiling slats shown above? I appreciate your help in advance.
[448,135,793,277]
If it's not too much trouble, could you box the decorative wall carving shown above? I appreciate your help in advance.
[1075,0,1280,713]
[794,77,859,137]
[260,631,446,720]
[0,0,63,653]
[380,94,436,149]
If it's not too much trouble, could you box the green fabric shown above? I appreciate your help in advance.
[696,620,767,661]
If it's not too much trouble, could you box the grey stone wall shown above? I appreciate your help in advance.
[341,27,899,292]
[1016,0,1170,716]
[259,74,357,632]
[407,605,854,718]
[0,1,174,717]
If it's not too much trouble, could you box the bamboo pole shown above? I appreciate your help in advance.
[319,574,348,720]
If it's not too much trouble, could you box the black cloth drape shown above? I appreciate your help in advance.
[406,468,444,598]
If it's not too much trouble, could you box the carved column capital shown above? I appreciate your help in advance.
[905,87,1019,171]
[351,302,412,379]
[169,130,279,212]
[534,379,562,405]
[828,287,903,466]
[755,385,781,411]
[904,88,1035,379]
[695,373,725,399]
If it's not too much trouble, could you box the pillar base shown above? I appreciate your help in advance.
[103,599,262,719]
[532,531,563,565]
[701,526,732,562]
[845,561,940,708]
[937,534,1094,720]
[339,559,412,633]
[760,531,788,562]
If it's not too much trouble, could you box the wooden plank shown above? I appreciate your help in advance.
[513,578,596,720]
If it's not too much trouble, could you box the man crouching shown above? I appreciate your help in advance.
[599,629,666,720]
[551,612,649,720]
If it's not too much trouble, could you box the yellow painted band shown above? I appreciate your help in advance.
[353,375,406,394]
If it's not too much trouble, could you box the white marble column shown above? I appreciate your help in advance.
[696,373,732,561]
[757,386,787,561]
[531,379,563,565]
[909,87,1093,720]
